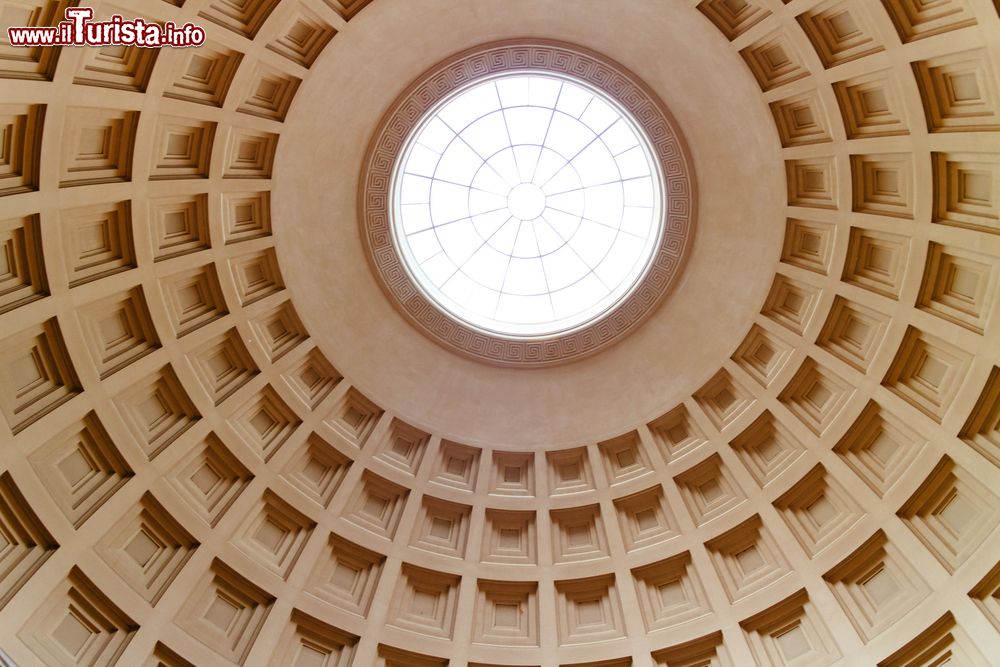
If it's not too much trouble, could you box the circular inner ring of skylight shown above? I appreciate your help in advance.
[391,71,666,339]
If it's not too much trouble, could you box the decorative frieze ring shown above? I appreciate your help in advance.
[359,38,697,366]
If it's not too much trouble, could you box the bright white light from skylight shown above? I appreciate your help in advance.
[392,72,664,338]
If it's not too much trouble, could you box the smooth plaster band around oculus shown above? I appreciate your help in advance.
[359,39,697,367]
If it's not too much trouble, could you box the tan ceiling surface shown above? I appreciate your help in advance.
[274,0,783,447]
[0,0,999,665]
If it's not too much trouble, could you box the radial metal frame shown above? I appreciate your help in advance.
[391,70,664,338]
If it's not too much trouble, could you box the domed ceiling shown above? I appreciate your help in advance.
[0,0,998,666]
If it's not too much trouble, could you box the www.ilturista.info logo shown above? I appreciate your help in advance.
[7,7,206,47]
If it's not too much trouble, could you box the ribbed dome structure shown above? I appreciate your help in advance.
[0,0,999,666]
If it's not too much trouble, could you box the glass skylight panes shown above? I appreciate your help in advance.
[392,72,665,338]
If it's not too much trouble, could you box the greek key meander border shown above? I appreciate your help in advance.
[360,39,696,366]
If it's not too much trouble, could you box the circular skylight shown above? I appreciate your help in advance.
[391,72,665,338]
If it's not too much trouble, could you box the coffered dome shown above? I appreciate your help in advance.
[0,0,999,666]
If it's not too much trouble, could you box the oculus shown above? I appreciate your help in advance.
[361,40,696,366]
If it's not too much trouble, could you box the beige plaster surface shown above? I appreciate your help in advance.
[274,0,784,448]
